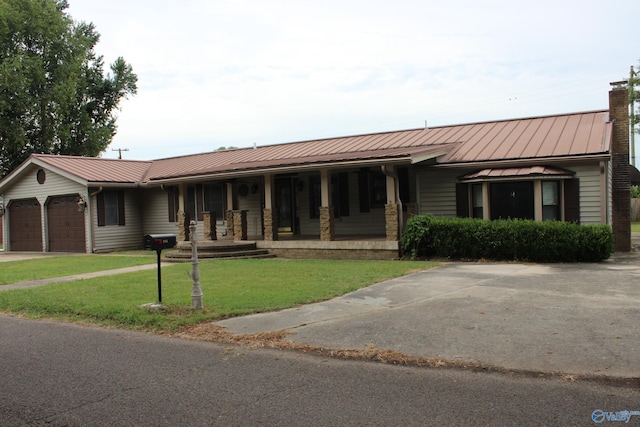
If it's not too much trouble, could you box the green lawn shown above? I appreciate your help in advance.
[632,223,640,233]
[0,253,155,285]
[0,258,437,333]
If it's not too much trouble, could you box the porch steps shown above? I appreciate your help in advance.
[164,240,275,262]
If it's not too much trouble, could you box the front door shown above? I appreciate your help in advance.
[275,177,296,234]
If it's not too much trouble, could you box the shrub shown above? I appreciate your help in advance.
[401,215,613,262]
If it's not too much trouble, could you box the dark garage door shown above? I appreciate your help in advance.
[47,195,86,252]
[9,198,43,251]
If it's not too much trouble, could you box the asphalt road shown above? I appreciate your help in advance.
[2,315,639,426]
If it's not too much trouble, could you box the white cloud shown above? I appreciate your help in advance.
[67,0,640,159]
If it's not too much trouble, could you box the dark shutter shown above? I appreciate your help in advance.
[563,179,580,223]
[456,183,470,218]
[398,167,410,205]
[358,168,370,213]
[117,191,126,225]
[168,192,177,222]
[97,192,105,226]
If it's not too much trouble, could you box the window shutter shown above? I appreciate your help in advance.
[456,183,470,217]
[97,192,106,226]
[117,191,126,225]
[358,169,370,213]
[168,192,177,222]
[563,179,580,223]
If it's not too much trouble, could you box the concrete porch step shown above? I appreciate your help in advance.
[165,240,276,262]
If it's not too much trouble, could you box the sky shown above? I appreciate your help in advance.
[66,0,640,160]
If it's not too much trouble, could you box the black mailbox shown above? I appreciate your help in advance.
[144,234,177,251]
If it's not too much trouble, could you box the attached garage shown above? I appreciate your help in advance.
[47,195,86,252]
[8,198,43,251]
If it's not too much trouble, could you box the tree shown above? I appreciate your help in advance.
[0,0,137,177]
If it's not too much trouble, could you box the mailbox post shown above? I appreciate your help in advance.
[144,234,176,303]
[189,221,204,309]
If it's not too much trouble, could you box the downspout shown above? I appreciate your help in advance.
[89,187,103,253]
[381,165,404,238]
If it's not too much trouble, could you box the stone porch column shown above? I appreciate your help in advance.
[263,174,277,241]
[233,210,248,241]
[225,210,234,239]
[202,211,217,240]
[178,210,189,241]
[385,203,399,241]
[320,169,334,241]
[319,207,334,241]
[263,208,277,241]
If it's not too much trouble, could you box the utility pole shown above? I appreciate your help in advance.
[631,65,636,168]
[112,148,129,159]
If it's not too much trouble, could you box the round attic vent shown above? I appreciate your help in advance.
[36,169,46,184]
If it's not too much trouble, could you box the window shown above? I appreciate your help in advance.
[542,181,560,221]
[472,184,483,219]
[97,190,125,226]
[204,183,225,220]
[369,172,387,208]
[490,182,534,220]
[309,172,349,219]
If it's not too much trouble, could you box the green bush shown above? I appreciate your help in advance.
[401,215,614,262]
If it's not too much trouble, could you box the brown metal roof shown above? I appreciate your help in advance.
[143,110,610,182]
[438,110,610,163]
[33,154,151,184]
[0,110,613,190]
[461,166,574,180]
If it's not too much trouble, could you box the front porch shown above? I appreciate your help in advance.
[255,235,399,260]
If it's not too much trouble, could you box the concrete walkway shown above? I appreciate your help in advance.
[0,264,160,291]
[218,254,640,379]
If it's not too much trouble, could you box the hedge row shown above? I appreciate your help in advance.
[401,215,613,262]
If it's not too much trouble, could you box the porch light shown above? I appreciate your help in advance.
[0,204,4,216]
[77,197,87,212]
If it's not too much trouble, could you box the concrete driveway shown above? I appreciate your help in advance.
[218,254,640,378]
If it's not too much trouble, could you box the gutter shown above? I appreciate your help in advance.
[88,187,103,253]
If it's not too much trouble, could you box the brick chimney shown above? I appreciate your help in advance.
[609,81,630,252]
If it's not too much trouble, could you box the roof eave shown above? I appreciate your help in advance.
[432,153,611,169]
[143,156,413,186]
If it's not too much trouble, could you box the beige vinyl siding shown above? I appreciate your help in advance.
[416,168,462,218]
[4,167,88,252]
[91,189,144,252]
[141,188,182,236]
[572,164,604,225]
[416,163,605,224]
[237,190,263,238]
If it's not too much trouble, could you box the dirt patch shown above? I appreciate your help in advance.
[175,323,640,389]
[178,323,492,369]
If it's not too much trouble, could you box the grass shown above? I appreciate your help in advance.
[632,223,640,233]
[0,258,437,333]
[0,253,155,285]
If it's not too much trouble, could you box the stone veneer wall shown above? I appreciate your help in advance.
[202,212,216,240]
[225,210,234,239]
[385,203,399,241]
[263,208,277,241]
[233,210,248,241]
[319,207,334,241]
